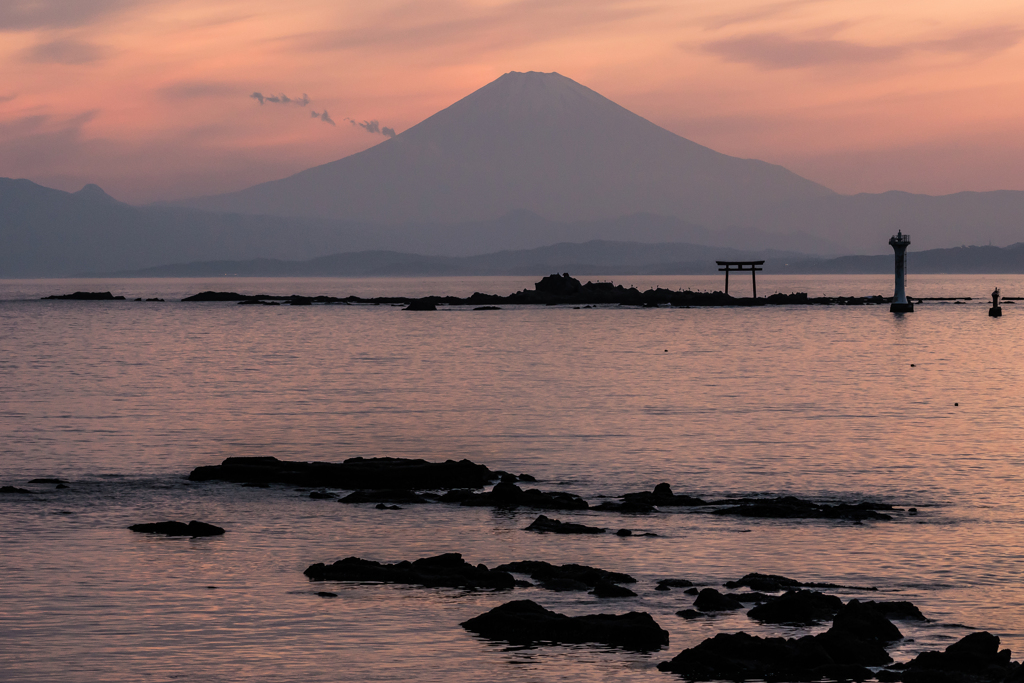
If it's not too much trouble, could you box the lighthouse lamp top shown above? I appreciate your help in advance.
[889,230,911,246]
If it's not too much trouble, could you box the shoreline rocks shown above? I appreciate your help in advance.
[441,482,589,511]
[304,553,516,590]
[495,560,636,591]
[712,497,894,521]
[128,520,225,537]
[461,599,668,650]
[42,291,126,300]
[189,456,511,490]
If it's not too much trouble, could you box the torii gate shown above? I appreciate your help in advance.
[716,261,764,298]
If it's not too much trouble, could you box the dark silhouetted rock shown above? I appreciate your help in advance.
[316,591,338,598]
[657,631,873,681]
[517,473,537,482]
[447,482,588,510]
[591,582,638,598]
[304,552,515,590]
[309,491,337,499]
[190,455,507,490]
[129,520,225,537]
[747,590,844,624]
[28,478,65,484]
[404,300,437,311]
[683,587,699,595]
[724,572,876,592]
[375,504,402,510]
[473,306,501,310]
[897,631,1014,682]
[620,483,709,507]
[461,599,668,650]
[655,578,694,591]
[339,489,429,504]
[728,592,772,603]
[42,291,125,300]
[858,600,926,621]
[495,560,636,590]
[1,486,32,494]
[56,484,69,489]
[713,496,893,521]
[694,588,744,612]
[616,528,632,536]
[183,291,265,302]
[525,515,605,534]
[676,609,704,619]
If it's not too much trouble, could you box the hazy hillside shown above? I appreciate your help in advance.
[94,241,1024,278]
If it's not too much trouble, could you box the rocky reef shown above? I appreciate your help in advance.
[304,553,516,590]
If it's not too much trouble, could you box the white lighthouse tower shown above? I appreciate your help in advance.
[889,231,914,312]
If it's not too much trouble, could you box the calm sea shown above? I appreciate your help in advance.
[1,274,1022,682]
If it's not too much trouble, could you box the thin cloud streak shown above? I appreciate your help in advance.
[702,24,1024,69]
[0,0,144,30]
[21,38,106,64]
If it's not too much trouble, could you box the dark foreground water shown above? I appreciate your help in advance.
[2,275,1023,682]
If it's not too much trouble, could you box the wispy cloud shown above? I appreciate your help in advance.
[0,0,143,30]
[159,81,237,100]
[701,0,826,31]
[310,110,335,125]
[702,24,1024,69]
[347,118,396,138]
[250,91,310,106]
[21,38,106,64]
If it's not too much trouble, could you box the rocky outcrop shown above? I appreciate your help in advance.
[747,590,844,624]
[655,578,695,591]
[304,553,515,590]
[590,582,638,598]
[495,560,636,591]
[724,572,876,592]
[524,515,605,534]
[461,599,668,650]
[885,632,1019,682]
[189,456,507,490]
[42,291,126,300]
[1,486,32,494]
[128,520,225,537]
[442,482,588,510]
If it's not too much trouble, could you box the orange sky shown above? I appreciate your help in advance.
[2,0,1024,203]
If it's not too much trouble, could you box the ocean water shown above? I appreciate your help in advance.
[1,274,1023,682]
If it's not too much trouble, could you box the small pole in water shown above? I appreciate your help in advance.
[989,288,1002,317]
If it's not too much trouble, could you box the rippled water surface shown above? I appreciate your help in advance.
[2,275,1023,682]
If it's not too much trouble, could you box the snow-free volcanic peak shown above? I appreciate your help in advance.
[184,71,835,224]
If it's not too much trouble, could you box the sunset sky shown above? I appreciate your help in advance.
[2,0,1024,203]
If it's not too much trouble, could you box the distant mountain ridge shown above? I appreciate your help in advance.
[91,240,1024,278]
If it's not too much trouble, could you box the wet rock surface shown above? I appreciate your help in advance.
[189,456,506,490]
[495,561,636,591]
[304,553,515,590]
[442,482,589,510]
[461,599,668,650]
[128,521,225,537]
[524,515,605,534]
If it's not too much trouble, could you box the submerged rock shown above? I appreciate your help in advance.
[524,515,605,534]
[724,572,876,593]
[28,478,66,484]
[128,520,225,537]
[461,599,668,650]
[713,496,894,521]
[444,482,589,511]
[375,503,402,510]
[308,491,337,499]
[304,552,515,590]
[404,300,437,311]
[747,590,844,624]
[189,455,507,490]
[591,501,657,513]
[339,489,429,504]
[655,578,695,591]
[495,560,636,590]
[1,486,32,494]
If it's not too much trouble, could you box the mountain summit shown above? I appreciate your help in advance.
[184,71,834,224]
